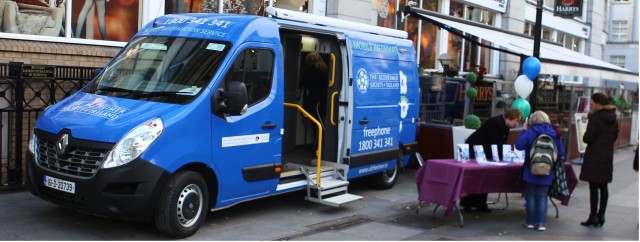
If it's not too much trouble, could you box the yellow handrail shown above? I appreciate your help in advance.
[284,102,323,186]
[329,53,336,87]
[330,91,338,126]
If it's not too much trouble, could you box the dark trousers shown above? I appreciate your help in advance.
[588,182,608,218]
[459,193,489,210]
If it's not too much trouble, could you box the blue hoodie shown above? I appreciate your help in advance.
[515,123,565,185]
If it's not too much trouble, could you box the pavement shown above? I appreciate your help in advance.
[0,145,637,240]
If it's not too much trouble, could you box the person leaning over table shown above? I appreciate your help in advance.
[460,108,523,212]
[515,111,565,232]
[579,92,618,228]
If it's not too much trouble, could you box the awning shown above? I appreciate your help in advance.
[404,6,639,83]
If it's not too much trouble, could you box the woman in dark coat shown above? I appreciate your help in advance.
[579,92,618,227]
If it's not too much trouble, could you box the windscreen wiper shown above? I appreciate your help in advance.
[137,91,196,97]
[87,86,141,94]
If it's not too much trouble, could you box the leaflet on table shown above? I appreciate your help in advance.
[456,144,470,163]
[477,160,510,166]
[502,144,513,163]
[512,148,525,163]
[491,144,500,162]
[473,145,487,163]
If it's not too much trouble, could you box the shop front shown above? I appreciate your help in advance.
[406,5,638,162]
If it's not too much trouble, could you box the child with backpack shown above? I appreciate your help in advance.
[515,111,565,231]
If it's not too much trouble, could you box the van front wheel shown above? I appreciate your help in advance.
[155,171,208,238]
[368,162,398,189]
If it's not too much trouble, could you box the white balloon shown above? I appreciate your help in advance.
[514,75,533,98]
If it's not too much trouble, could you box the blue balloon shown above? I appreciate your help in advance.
[522,57,541,80]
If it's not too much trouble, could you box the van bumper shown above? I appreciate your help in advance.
[26,152,170,221]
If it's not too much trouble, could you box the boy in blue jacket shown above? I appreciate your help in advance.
[515,111,565,231]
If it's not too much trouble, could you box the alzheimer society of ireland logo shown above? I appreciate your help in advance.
[356,68,369,94]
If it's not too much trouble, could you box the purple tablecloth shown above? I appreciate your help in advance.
[415,159,578,216]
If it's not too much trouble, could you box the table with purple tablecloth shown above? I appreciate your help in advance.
[415,159,578,218]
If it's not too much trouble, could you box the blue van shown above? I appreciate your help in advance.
[26,7,419,238]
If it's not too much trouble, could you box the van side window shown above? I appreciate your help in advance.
[222,48,274,106]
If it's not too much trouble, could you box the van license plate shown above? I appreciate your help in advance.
[44,175,75,194]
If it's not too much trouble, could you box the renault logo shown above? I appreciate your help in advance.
[56,133,69,155]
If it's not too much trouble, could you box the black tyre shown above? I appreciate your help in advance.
[155,171,208,238]
[368,161,398,189]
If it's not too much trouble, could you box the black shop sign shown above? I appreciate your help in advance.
[554,0,582,18]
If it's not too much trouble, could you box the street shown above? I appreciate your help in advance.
[0,146,637,240]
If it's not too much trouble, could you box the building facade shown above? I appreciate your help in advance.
[604,0,639,73]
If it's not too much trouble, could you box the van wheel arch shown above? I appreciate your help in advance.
[367,159,399,190]
[179,163,219,205]
[154,164,218,238]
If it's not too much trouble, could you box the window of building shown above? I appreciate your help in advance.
[564,34,582,52]
[402,0,439,69]
[542,27,552,41]
[544,0,555,9]
[556,32,565,45]
[611,21,628,42]
[446,1,496,74]
[523,22,551,41]
[610,56,626,68]
[524,22,533,36]
[377,0,397,29]
[614,0,630,2]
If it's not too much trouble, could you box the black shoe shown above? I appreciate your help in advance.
[597,214,605,227]
[580,214,599,227]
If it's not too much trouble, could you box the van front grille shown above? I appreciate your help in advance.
[34,136,110,178]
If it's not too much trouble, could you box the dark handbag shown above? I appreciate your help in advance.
[548,162,570,199]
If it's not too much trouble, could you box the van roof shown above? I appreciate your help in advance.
[136,13,414,57]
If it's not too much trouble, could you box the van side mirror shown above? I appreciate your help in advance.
[212,81,248,117]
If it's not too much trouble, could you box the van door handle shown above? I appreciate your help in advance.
[262,123,277,129]
[359,119,369,125]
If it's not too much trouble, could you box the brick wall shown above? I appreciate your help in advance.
[0,39,121,67]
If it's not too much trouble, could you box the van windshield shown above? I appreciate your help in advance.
[84,36,230,104]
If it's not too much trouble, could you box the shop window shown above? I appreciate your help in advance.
[447,33,463,71]
[71,0,139,41]
[611,21,628,42]
[610,55,625,68]
[477,39,492,75]
[376,0,396,28]
[403,0,439,69]
[170,0,272,15]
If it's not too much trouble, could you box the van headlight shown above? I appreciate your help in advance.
[102,117,164,169]
[28,131,37,154]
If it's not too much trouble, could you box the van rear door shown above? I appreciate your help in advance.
[347,35,413,178]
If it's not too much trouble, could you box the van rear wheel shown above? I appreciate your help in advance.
[368,162,398,189]
[155,171,208,238]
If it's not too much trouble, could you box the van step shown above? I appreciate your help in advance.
[310,178,349,190]
[301,162,362,207]
[281,164,334,179]
[305,193,363,207]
